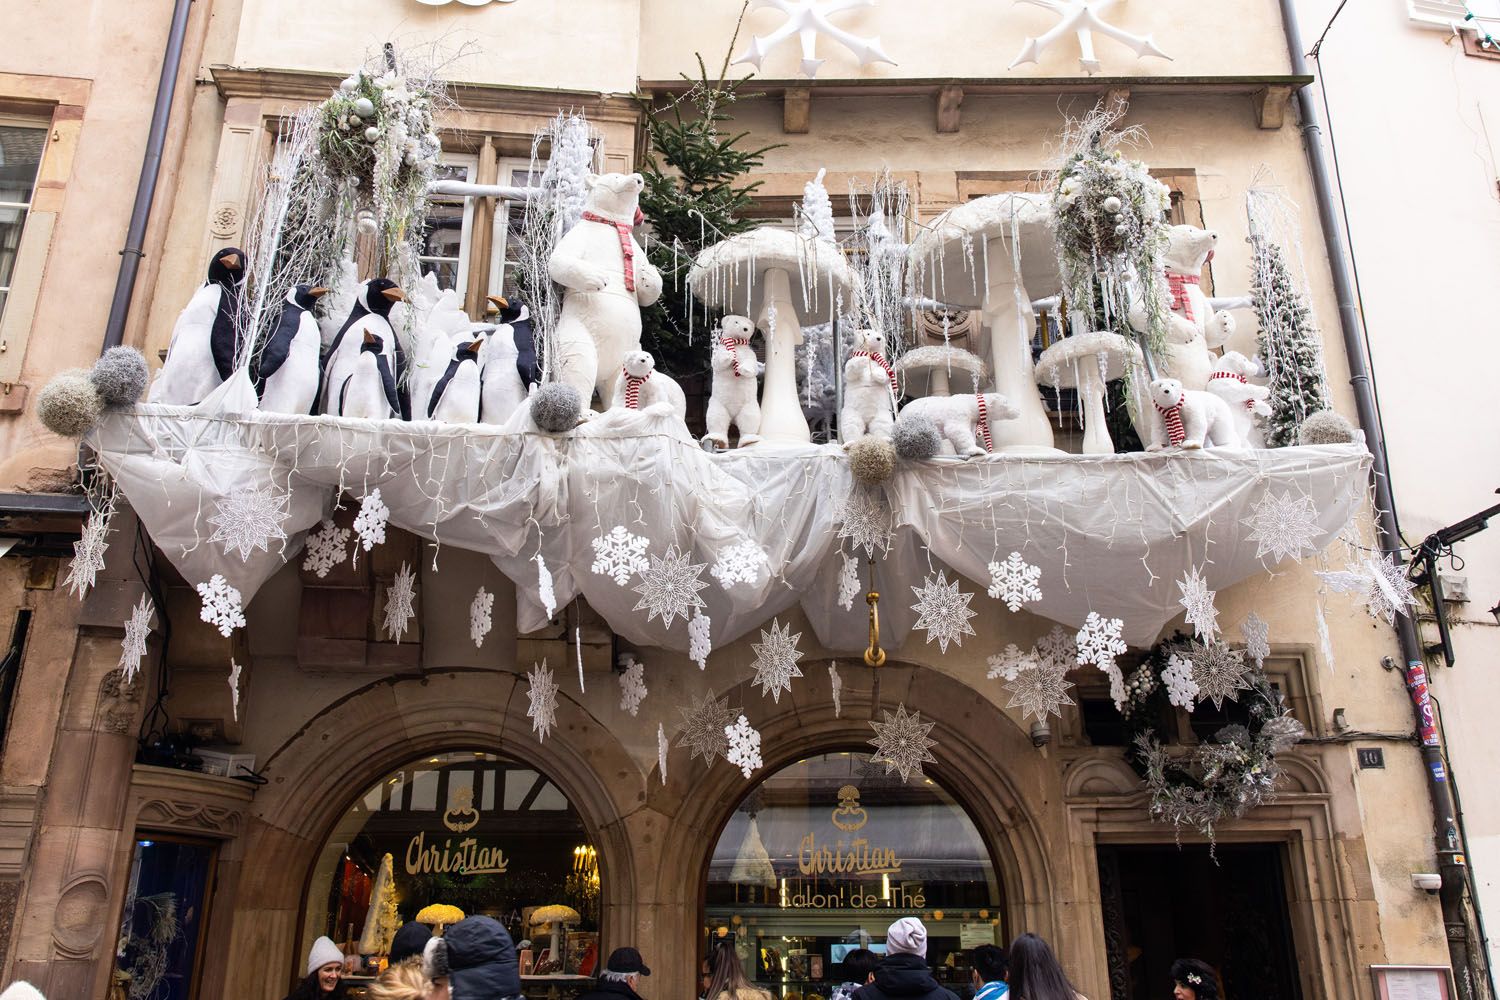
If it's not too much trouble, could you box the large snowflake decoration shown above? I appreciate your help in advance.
[986,643,1036,682]
[1319,556,1417,625]
[733,0,896,79]
[657,723,668,786]
[526,659,560,741]
[591,525,649,586]
[867,703,939,783]
[383,562,417,642]
[228,658,242,721]
[1008,0,1171,75]
[119,594,154,683]
[1241,490,1321,564]
[837,486,894,557]
[1161,652,1199,710]
[1240,611,1271,667]
[208,484,291,561]
[536,554,557,620]
[196,575,246,637]
[65,507,112,600]
[987,552,1043,612]
[631,544,709,630]
[1075,611,1126,670]
[688,610,713,670]
[1176,566,1220,640]
[725,715,764,779]
[837,553,861,612]
[618,654,648,716]
[352,489,390,562]
[677,691,742,765]
[1187,639,1250,710]
[301,518,350,579]
[711,539,769,590]
[829,662,844,717]
[751,618,806,703]
[469,587,494,647]
[1004,659,1076,722]
[1034,624,1078,674]
[910,571,978,652]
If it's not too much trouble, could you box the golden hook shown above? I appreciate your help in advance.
[864,588,885,668]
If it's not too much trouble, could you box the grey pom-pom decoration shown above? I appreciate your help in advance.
[37,369,106,437]
[1296,409,1356,446]
[531,382,582,433]
[91,347,150,405]
[894,414,940,460]
[847,437,896,486]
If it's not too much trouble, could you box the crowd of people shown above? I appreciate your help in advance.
[274,915,1224,1000]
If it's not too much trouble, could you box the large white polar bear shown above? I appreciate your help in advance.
[548,172,664,411]
[1128,225,1237,392]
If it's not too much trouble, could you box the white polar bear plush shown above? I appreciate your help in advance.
[704,314,763,448]
[1129,225,1237,392]
[898,392,1021,458]
[611,350,687,422]
[1204,350,1272,446]
[840,328,897,445]
[1147,377,1245,451]
[548,173,664,412]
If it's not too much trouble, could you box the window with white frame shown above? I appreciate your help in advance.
[0,122,47,327]
[418,155,539,301]
[488,159,540,302]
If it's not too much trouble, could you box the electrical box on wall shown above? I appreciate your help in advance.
[1437,567,1470,603]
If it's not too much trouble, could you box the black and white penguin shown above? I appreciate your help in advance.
[479,295,541,425]
[428,337,486,424]
[149,247,244,404]
[319,278,406,417]
[256,284,327,415]
[337,332,402,420]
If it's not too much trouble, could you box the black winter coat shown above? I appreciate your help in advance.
[574,978,648,1000]
[853,955,962,1000]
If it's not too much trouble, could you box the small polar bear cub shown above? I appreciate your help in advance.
[899,392,1021,458]
[1205,350,1272,445]
[1147,377,1244,451]
[704,314,763,448]
[612,350,687,421]
[840,328,897,445]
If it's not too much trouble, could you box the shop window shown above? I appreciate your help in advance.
[114,836,218,1000]
[0,121,47,327]
[304,751,600,985]
[705,752,1004,1000]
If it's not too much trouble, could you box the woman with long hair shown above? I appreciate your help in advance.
[283,937,348,1000]
[1169,959,1220,1000]
[702,940,771,1000]
[1004,934,1084,1000]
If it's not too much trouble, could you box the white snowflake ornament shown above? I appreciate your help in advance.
[1004,659,1076,722]
[1035,624,1078,674]
[910,571,978,652]
[196,575,246,637]
[1075,611,1127,672]
[527,659,561,741]
[678,691,742,765]
[867,703,938,783]
[829,662,843,717]
[632,544,709,630]
[1008,0,1171,75]
[987,552,1043,612]
[228,658,242,721]
[986,643,1035,682]
[837,486,894,557]
[1319,556,1417,625]
[1242,490,1321,564]
[1188,639,1250,710]
[618,654,648,716]
[536,553,557,620]
[591,525,649,586]
[119,594,154,683]
[837,553,860,612]
[751,618,805,703]
[383,562,417,642]
[208,484,291,561]
[725,715,764,779]
[65,507,112,600]
[688,610,713,670]
[302,518,351,578]
[712,539,769,590]
[470,587,494,647]
[352,489,390,563]
[1161,652,1199,710]
[657,723,669,785]
[1240,611,1270,667]
[733,0,896,79]
[1176,566,1220,640]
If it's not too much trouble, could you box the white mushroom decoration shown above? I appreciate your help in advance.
[1034,331,1142,455]
[908,193,1060,454]
[689,228,860,444]
[531,903,581,969]
[895,345,987,399]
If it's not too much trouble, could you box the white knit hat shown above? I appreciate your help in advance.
[885,917,927,958]
[307,936,345,976]
[0,983,46,1000]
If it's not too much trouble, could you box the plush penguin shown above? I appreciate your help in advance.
[480,295,541,425]
[319,278,406,417]
[149,247,244,404]
[428,337,486,424]
[256,284,327,414]
[336,332,402,420]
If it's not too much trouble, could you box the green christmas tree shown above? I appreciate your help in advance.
[1251,234,1329,447]
[638,52,779,377]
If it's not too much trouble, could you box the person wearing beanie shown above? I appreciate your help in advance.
[853,920,959,1000]
[576,946,652,1000]
[282,935,347,1000]
[1170,958,1220,1000]
[389,922,433,966]
[422,915,522,1000]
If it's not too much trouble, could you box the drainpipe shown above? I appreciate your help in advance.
[1275,0,1474,993]
[100,0,194,352]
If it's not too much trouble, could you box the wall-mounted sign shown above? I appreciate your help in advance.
[782,786,925,909]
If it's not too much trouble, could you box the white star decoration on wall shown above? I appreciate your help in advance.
[1008,0,1171,75]
[734,0,896,78]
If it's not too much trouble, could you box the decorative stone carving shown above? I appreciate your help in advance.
[52,875,109,958]
[136,797,243,837]
[209,203,240,239]
[916,307,979,346]
[98,668,142,735]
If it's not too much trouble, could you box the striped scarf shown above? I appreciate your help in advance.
[1166,270,1199,321]
[722,336,751,377]
[852,350,897,395]
[975,393,994,452]
[1208,370,1255,410]
[622,367,649,409]
[580,211,637,293]
[1155,399,1186,446]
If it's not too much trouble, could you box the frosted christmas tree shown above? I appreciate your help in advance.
[1251,234,1330,447]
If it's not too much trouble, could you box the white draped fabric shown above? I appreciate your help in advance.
[86,374,1369,651]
